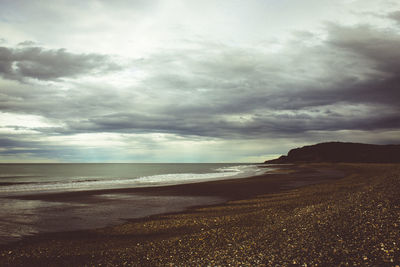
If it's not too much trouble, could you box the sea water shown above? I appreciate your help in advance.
[0,163,266,196]
[0,163,268,244]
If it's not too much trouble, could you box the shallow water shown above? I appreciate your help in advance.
[0,163,269,244]
[0,194,223,244]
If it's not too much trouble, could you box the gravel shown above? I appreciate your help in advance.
[1,163,399,266]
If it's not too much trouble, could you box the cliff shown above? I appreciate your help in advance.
[265,142,400,164]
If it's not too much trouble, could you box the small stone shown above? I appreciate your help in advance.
[362,256,368,261]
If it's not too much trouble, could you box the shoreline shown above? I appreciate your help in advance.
[7,164,341,202]
[0,164,342,246]
[1,163,399,266]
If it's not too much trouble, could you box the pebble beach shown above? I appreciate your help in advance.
[1,163,399,266]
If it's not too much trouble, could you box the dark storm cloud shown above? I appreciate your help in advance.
[388,10,400,23]
[0,137,25,148]
[327,23,400,75]
[51,103,399,139]
[126,21,399,135]
[0,45,120,81]
[0,134,95,161]
[136,24,400,114]
[0,135,49,157]
[2,15,400,140]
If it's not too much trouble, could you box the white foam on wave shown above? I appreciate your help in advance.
[0,164,268,196]
[136,170,239,185]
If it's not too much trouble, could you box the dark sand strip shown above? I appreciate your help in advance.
[1,164,399,266]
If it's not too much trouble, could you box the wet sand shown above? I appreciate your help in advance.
[1,163,399,266]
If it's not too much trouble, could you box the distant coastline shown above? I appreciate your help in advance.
[265,142,400,164]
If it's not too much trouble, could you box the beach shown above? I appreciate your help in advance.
[0,163,399,266]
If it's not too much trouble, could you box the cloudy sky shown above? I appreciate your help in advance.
[1,0,400,162]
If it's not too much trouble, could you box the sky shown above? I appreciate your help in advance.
[1,0,400,163]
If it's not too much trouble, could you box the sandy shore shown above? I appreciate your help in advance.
[1,163,399,266]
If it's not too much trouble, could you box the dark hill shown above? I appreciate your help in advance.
[265,142,400,164]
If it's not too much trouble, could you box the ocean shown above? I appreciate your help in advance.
[0,163,268,244]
